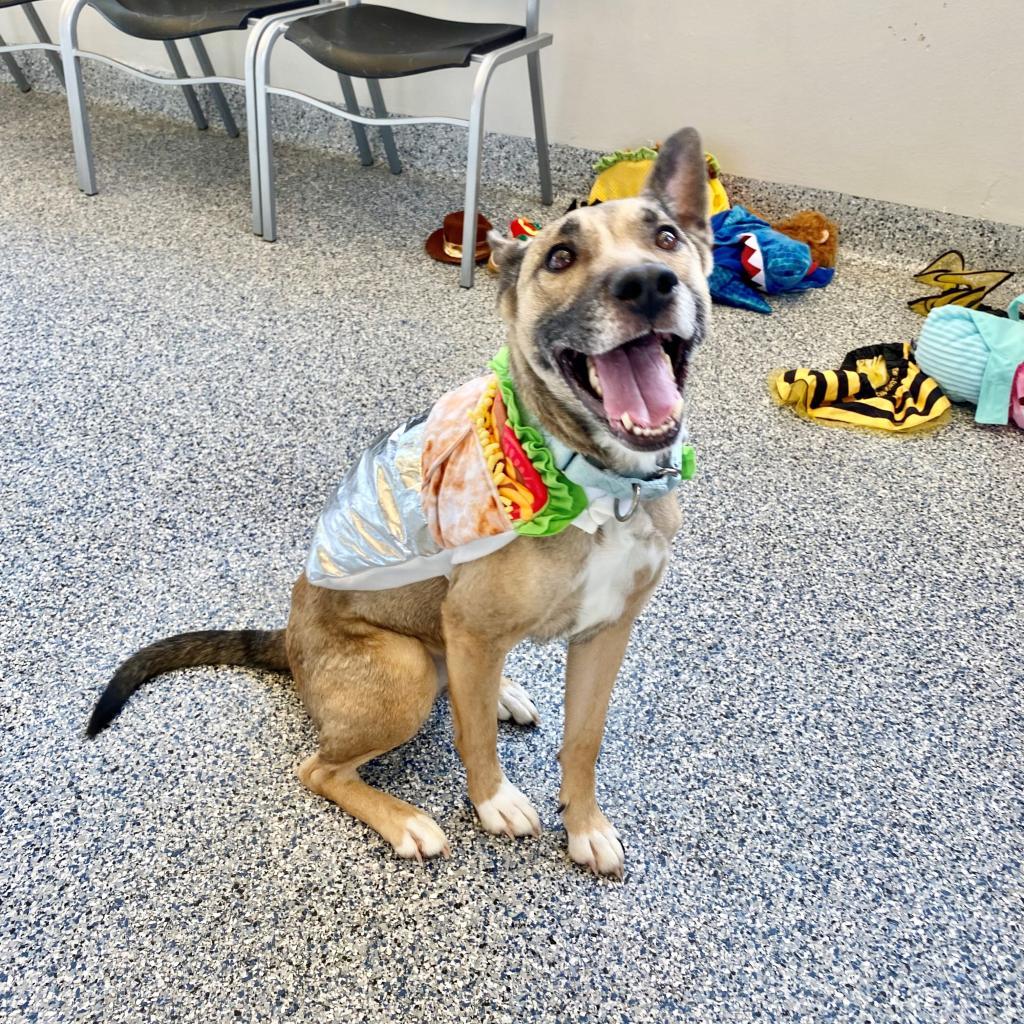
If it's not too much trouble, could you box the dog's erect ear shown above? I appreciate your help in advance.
[488,229,529,295]
[644,127,710,246]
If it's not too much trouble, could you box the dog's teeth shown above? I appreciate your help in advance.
[671,396,685,420]
[587,358,603,397]
[639,416,678,439]
[660,348,673,370]
[620,411,681,438]
[620,413,657,437]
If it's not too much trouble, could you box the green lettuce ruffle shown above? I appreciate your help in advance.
[488,348,589,537]
[592,146,659,175]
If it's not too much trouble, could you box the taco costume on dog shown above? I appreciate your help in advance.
[307,348,695,591]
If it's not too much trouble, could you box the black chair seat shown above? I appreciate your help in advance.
[285,4,526,79]
[88,0,304,41]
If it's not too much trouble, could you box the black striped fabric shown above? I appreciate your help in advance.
[770,343,952,433]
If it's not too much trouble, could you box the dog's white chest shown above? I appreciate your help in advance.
[570,514,667,636]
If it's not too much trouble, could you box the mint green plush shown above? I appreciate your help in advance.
[915,294,1024,424]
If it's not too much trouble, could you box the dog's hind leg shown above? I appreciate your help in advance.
[436,658,540,727]
[294,628,449,862]
[298,752,449,863]
[497,676,540,726]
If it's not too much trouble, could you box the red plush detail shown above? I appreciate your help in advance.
[509,217,540,240]
[500,426,549,512]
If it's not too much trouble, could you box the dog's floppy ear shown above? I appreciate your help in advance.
[488,229,529,296]
[644,127,710,246]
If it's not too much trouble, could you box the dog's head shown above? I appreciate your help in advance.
[490,127,712,476]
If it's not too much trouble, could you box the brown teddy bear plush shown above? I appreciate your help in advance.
[770,211,839,268]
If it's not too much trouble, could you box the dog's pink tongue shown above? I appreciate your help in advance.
[592,335,678,427]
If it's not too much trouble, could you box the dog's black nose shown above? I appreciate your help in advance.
[610,264,678,319]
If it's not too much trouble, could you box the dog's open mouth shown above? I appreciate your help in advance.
[557,332,691,450]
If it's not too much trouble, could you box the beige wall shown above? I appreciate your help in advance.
[4,0,1023,224]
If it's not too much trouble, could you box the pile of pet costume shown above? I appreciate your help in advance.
[486,143,1022,438]
[771,258,1023,434]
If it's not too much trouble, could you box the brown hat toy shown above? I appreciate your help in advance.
[425,211,493,265]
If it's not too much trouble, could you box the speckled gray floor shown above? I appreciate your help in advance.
[1,86,1022,1024]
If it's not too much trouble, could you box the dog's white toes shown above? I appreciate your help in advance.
[497,676,541,726]
[568,823,625,879]
[474,779,542,838]
[392,814,451,863]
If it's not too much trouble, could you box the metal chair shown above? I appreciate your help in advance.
[1,1,65,91]
[248,0,553,287]
[57,0,326,196]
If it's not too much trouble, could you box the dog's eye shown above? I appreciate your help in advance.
[545,245,576,272]
[656,227,680,251]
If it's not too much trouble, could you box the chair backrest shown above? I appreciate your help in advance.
[344,0,541,34]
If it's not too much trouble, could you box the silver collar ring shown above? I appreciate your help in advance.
[613,483,642,522]
[612,464,681,522]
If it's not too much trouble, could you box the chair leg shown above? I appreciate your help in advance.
[256,88,276,240]
[190,36,238,137]
[23,3,65,87]
[336,73,373,167]
[243,15,269,235]
[163,40,208,131]
[365,78,402,175]
[526,50,552,206]
[59,0,97,194]
[0,35,32,93]
[459,69,493,289]
[253,25,282,241]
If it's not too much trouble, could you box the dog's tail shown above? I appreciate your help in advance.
[87,629,290,737]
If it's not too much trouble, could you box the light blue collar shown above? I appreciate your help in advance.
[542,432,696,501]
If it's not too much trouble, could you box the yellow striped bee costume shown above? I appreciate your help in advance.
[769,342,951,433]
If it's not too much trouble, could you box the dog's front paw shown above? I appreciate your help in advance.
[474,779,542,838]
[497,676,540,726]
[566,812,625,879]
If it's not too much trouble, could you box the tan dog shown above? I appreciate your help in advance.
[88,127,713,877]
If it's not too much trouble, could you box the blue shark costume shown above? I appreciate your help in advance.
[709,205,834,314]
